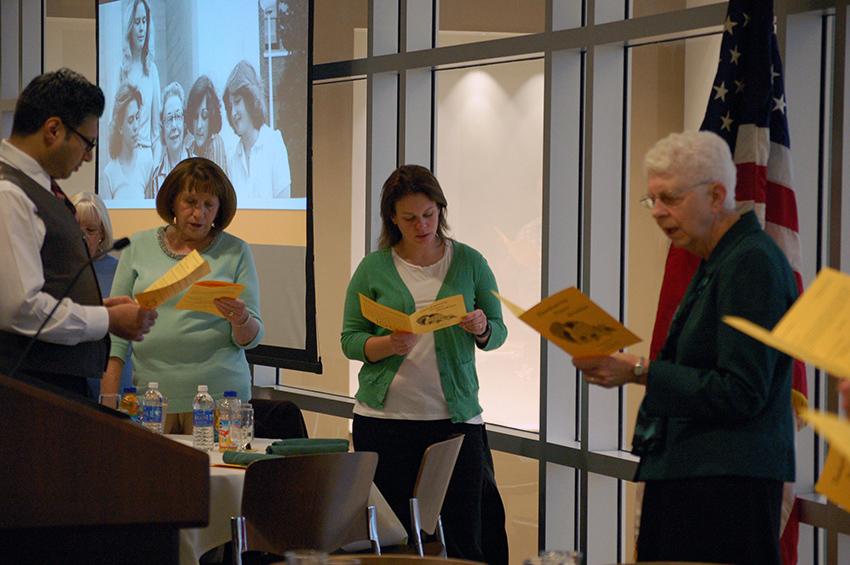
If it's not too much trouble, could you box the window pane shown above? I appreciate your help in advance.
[494,451,539,563]
[625,34,721,445]
[436,58,543,431]
[631,0,717,19]
[438,0,545,47]
[313,0,367,64]
[277,78,365,396]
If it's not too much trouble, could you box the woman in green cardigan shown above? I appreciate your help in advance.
[341,165,507,563]
[575,131,797,565]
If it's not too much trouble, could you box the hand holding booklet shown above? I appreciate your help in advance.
[358,293,467,334]
[175,281,245,317]
[493,287,641,357]
[134,249,245,316]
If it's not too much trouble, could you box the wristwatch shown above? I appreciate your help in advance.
[632,356,647,381]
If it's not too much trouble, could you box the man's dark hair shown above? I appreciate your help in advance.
[11,68,105,136]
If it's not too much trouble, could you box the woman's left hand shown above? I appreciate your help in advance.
[459,309,488,336]
[573,353,644,388]
[215,297,250,326]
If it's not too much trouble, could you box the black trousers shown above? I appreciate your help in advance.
[353,415,508,564]
[637,476,783,565]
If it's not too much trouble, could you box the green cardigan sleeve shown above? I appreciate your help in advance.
[340,256,381,362]
[471,249,507,351]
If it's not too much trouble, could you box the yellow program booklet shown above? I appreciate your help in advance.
[723,267,850,380]
[358,293,467,334]
[800,408,850,510]
[494,287,641,358]
[135,250,211,309]
[175,281,246,317]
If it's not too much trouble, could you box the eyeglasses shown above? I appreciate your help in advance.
[66,123,97,153]
[164,111,184,125]
[640,181,711,210]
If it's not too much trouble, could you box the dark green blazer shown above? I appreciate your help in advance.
[634,211,797,483]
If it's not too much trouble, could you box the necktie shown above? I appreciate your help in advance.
[50,180,77,215]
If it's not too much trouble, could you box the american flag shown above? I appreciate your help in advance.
[647,2,806,563]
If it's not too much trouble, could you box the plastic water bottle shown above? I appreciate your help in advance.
[118,386,141,424]
[141,382,165,434]
[192,385,215,451]
[217,390,241,451]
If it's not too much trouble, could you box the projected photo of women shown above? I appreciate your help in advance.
[186,75,228,174]
[102,83,153,199]
[224,60,291,200]
[120,0,160,164]
[98,0,307,212]
[148,81,191,198]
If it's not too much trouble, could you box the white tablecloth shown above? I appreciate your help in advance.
[170,436,407,565]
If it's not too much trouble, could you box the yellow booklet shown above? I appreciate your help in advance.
[358,293,467,334]
[800,409,850,510]
[135,250,211,309]
[723,267,850,380]
[494,287,641,357]
[175,281,246,317]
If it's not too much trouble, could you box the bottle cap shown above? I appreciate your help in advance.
[198,385,208,392]
[224,390,237,397]
[148,382,159,389]
[122,386,137,393]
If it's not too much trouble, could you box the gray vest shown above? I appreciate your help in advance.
[0,162,109,379]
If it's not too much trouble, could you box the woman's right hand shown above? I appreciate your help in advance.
[364,332,419,362]
[388,331,418,356]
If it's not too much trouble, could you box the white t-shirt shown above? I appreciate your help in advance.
[354,242,483,424]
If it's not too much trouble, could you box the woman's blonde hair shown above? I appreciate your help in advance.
[69,192,114,253]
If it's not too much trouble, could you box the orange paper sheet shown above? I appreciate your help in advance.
[135,250,211,308]
[175,281,245,317]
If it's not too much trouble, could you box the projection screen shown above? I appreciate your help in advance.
[96,0,319,372]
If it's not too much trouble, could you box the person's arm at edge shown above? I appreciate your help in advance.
[230,240,264,348]
[0,187,109,345]
[106,238,135,364]
[472,250,507,351]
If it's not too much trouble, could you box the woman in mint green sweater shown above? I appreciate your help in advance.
[104,157,263,433]
[341,165,508,563]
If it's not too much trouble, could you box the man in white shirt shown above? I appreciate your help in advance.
[0,68,157,397]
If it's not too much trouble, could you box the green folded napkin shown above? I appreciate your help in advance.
[265,438,350,456]
[222,451,283,466]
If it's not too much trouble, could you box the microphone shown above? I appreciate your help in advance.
[8,237,131,380]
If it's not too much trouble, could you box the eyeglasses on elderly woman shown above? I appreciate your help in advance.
[639,180,713,210]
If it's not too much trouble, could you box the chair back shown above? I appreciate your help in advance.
[241,451,378,554]
[412,435,464,535]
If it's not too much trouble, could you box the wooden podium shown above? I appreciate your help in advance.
[0,373,209,564]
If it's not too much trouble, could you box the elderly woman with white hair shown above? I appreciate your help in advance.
[70,192,117,291]
[69,191,134,397]
[574,131,797,564]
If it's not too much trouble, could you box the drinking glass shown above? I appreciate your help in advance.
[98,393,121,410]
[238,404,254,451]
